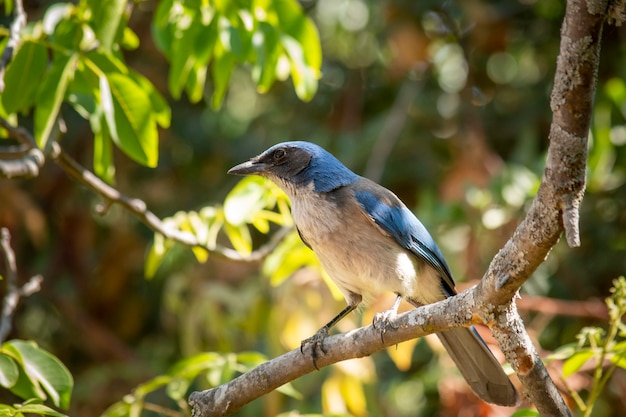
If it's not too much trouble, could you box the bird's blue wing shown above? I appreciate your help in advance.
[354,180,456,296]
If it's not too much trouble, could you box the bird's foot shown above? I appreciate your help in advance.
[372,309,398,343]
[300,327,329,370]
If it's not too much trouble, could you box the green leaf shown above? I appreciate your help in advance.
[223,223,252,255]
[219,17,249,60]
[121,27,140,50]
[16,403,69,417]
[210,50,235,109]
[0,353,19,388]
[168,352,223,378]
[2,40,48,114]
[34,53,78,149]
[3,340,73,409]
[281,35,318,101]
[93,117,116,184]
[546,343,577,361]
[165,377,190,401]
[252,22,280,92]
[510,409,541,417]
[276,382,302,399]
[224,177,274,226]
[106,73,159,167]
[194,11,220,67]
[84,49,127,74]
[144,233,173,279]
[100,401,131,417]
[127,71,171,128]
[42,3,72,36]
[87,0,127,51]
[151,0,175,57]
[167,5,200,99]
[562,349,595,377]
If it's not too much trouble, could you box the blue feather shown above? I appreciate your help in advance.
[276,141,360,192]
[354,186,456,296]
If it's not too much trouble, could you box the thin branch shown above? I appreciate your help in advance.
[0,0,26,92]
[0,228,43,343]
[0,117,291,263]
[0,147,45,178]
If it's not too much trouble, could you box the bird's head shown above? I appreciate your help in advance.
[228,141,360,194]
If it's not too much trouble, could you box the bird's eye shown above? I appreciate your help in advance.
[273,149,286,161]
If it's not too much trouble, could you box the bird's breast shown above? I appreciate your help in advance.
[289,190,438,305]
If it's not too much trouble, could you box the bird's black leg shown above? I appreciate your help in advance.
[372,294,402,343]
[301,303,358,370]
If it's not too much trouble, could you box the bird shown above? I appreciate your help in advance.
[228,141,519,406]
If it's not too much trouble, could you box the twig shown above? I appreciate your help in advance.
[0,228,43,343]
[0,117,290,262]
[0,0,26,92]
[0,147,45,178]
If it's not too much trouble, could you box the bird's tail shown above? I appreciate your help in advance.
[436,327,520,406]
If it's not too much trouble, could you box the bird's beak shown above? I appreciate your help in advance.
[227,159,269,176]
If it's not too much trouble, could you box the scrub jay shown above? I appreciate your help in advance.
[228,141,519,406]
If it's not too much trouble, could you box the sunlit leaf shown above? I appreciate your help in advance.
[145,233,173,279]
[93,115,116,184]
[34,53,78,149]
[224,177,274,226]
[252,22,280,92]
[562,349,594,377]
[167,5,199,99]
[281,35,318,101]
[168,352,223,378]
[15,403,69,417]
[223,223,252,255]
[166,377,190,401]
[0,354,19,388]
[546,343,577,361]
[127,70,171,129]
[2,40,48,114]
[106,72,159,167]
[88,0,126,51]
[3,340,73,409]
[210,48,235,109]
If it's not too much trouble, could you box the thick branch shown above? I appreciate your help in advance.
[491,303,572,417]
[190,291,482,417]
[190,0,606,415]
[479,0,604,304]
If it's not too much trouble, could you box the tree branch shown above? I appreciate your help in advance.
[189,0,608,415]
[0,228,43,343]
[0,117,291,263]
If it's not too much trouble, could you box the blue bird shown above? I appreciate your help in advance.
[228,141,519,406]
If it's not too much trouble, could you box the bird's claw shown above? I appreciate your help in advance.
[300,328,329,370]
[372,309,398,343]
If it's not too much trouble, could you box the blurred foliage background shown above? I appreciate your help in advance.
[1,0,626,416]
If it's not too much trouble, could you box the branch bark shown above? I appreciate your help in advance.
[189,0,609,416]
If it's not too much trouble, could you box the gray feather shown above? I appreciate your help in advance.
[437,328,520,406]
